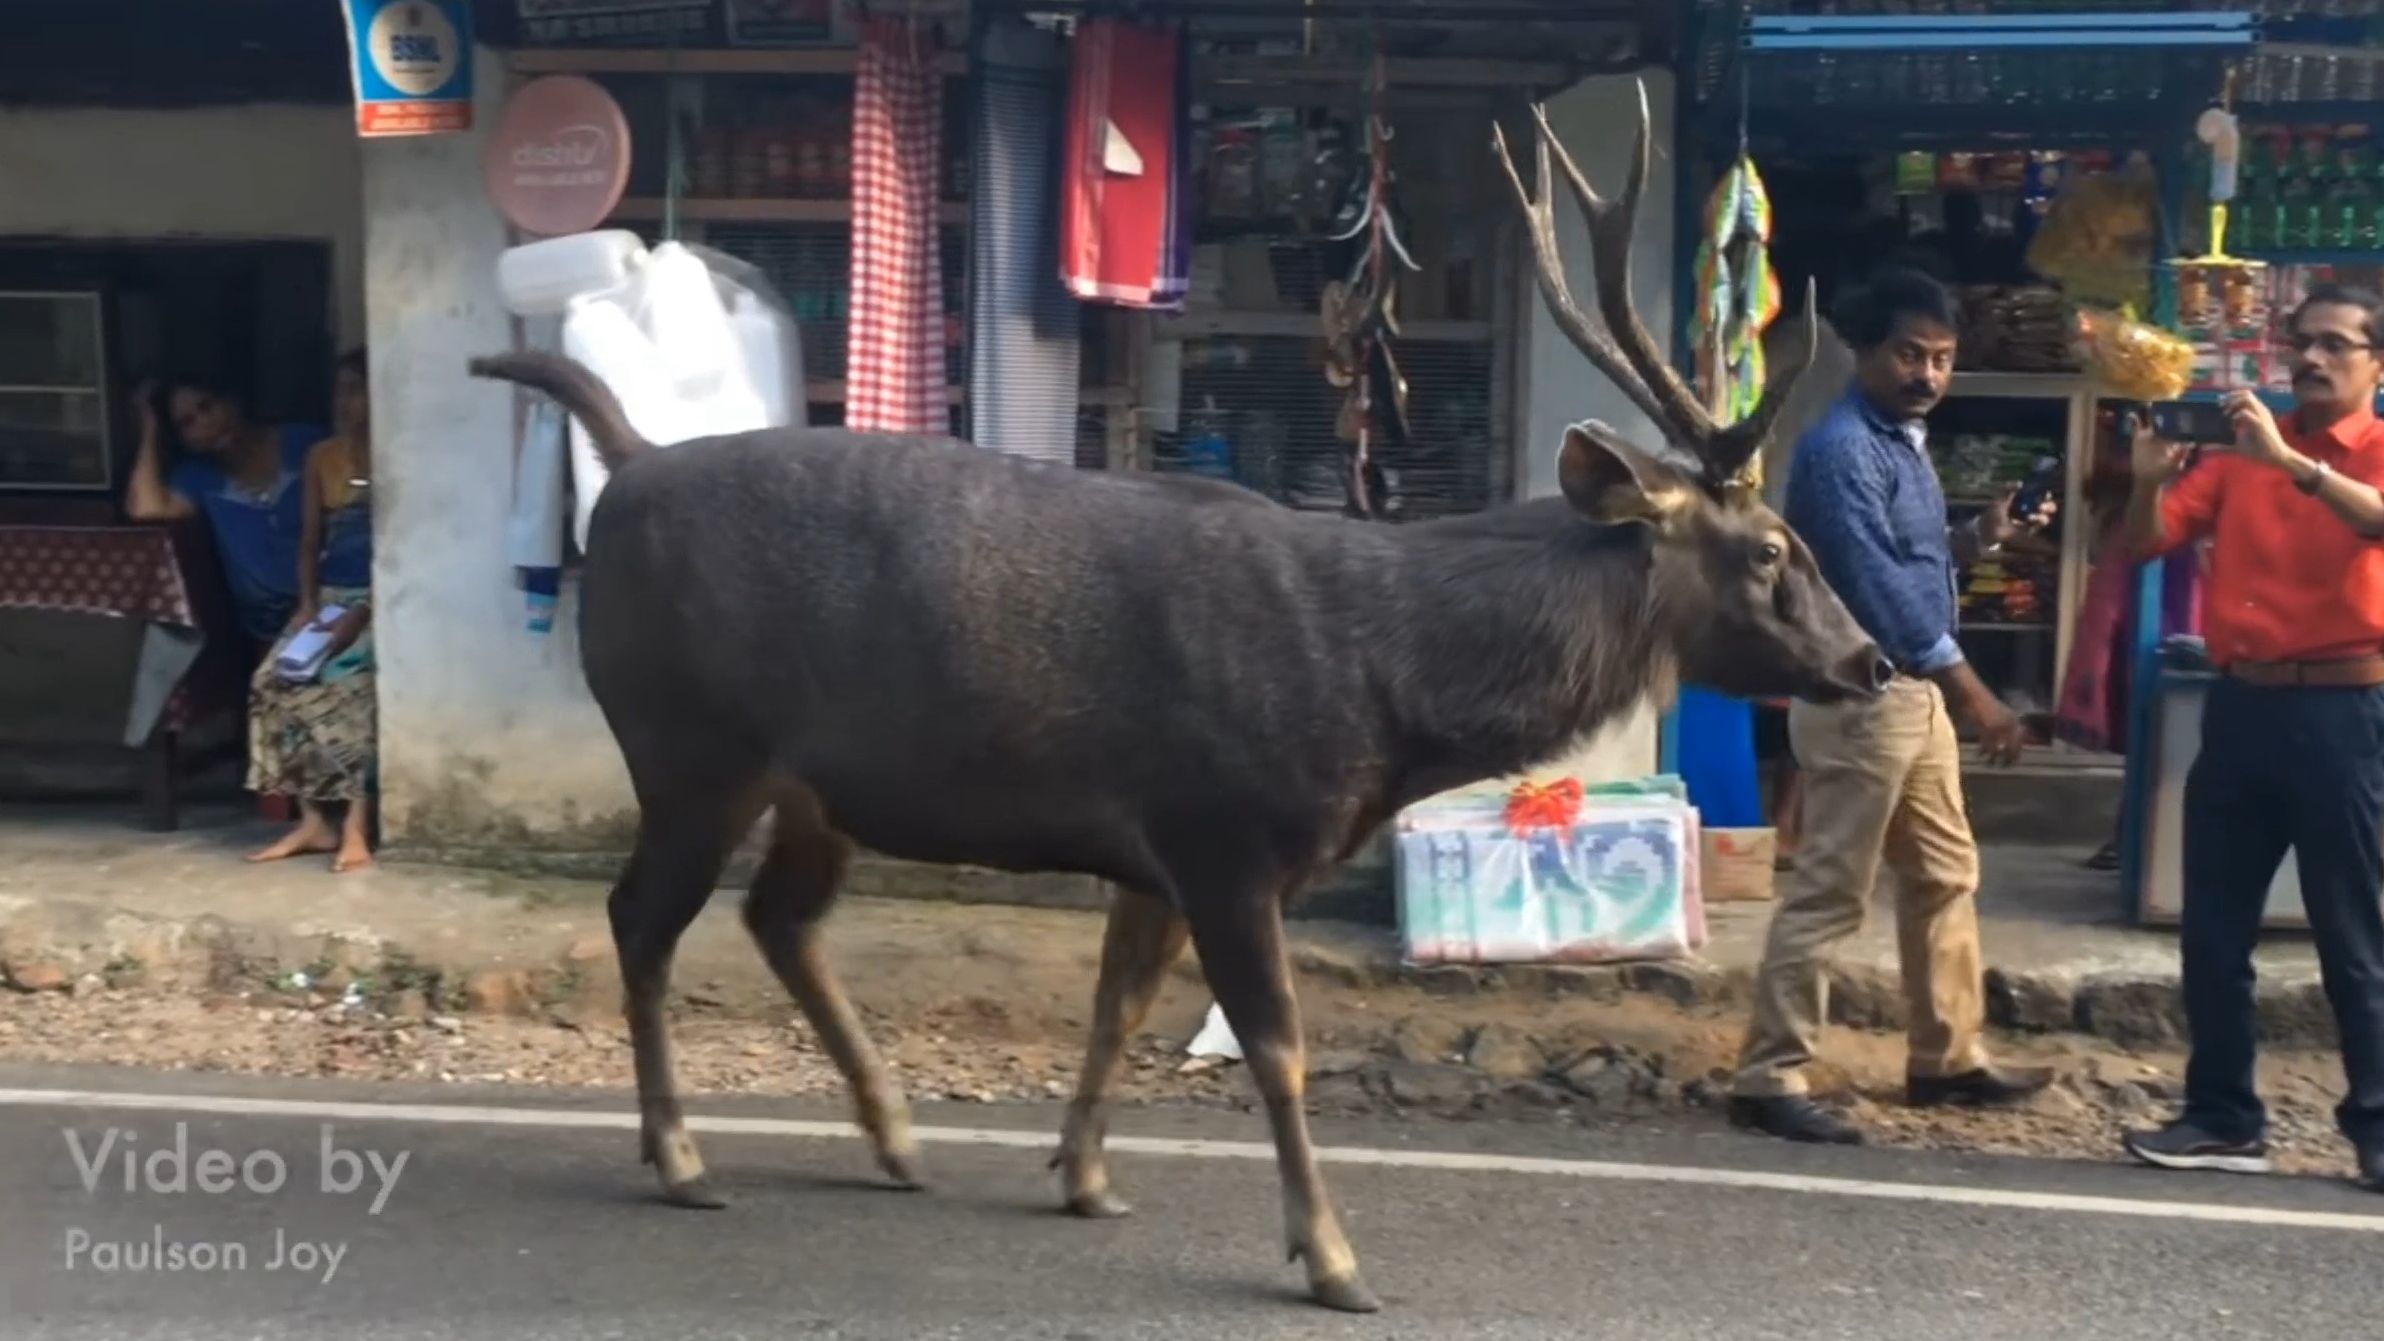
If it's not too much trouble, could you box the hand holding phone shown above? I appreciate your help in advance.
[2007,454,2061,526]
[2147,399,2238,446]
[2128,404,2199,482]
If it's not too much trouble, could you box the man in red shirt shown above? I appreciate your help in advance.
[2123,283,2384,1192]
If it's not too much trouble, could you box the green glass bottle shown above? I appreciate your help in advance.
[2241,133,2280,254]
[2372,143,2384,252]
[2277,131,2316,251]
[2333,130,2374,252]
[2296,129,2334,252]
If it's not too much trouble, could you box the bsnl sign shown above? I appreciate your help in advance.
[340,0,475,137]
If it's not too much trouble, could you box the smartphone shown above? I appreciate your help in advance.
[2007,454,2061,524]
[2148,399,2238,446]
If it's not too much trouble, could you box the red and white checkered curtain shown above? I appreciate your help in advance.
[846,15,948,435]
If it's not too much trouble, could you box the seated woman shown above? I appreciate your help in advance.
[245,349,379,872]
[124,371,326,656]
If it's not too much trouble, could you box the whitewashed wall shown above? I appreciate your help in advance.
[362,50,634,853]
[0,105,366,344]
[1511,68,1680,783]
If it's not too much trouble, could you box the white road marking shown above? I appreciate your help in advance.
[3,1085,2380,1234]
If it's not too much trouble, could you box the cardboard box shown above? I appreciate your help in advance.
[1392,775,1708,966]
[1701,827,1777,902]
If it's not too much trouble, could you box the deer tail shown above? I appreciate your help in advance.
[467,351,651,471]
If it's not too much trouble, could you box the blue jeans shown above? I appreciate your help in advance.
[2181,676,2384,1148]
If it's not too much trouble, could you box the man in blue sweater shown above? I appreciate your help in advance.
[1728,267,2057,1145]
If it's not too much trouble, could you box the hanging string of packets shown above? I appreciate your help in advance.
[1690,155,1780,484]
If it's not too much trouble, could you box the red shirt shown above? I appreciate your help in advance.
[2155,404,2384,667]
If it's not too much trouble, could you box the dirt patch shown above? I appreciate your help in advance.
[0,810,2362,1181]
[2,958,2362,1182]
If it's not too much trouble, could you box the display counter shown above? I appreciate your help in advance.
[2128,660,2319,931]
[2113,513,2384,931]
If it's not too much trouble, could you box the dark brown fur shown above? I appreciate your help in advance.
[469,345,1881,1313]
[458,83,1882,1316]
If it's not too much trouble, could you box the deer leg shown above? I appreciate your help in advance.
[741,796,923,1190]
[1052,888,1188,1218]
[612,797,747,1210]
[1188,897,1379,1314]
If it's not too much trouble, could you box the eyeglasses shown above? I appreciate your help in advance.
[2285,332,2376,358]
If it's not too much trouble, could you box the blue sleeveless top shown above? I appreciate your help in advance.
[317,492,372,590]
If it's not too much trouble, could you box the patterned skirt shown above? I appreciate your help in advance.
[246,586,376,803]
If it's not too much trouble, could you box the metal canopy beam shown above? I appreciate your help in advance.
[1745,10,2258,53]
[984,1,1641,19]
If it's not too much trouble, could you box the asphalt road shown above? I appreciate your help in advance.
[3,1061,2381,1340]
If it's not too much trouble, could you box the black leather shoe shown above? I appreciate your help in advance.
[1907,1065,2058,1109]
[1727,1095,1865,1146]
[2358,1143,2384,1193]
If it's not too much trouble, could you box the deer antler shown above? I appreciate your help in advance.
[1491,114,1672,441]
[1495,81,1820,487]
[1708,277,1820,484]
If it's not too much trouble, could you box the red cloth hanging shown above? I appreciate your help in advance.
[847,15,948,435]
[1059,18,1181,308]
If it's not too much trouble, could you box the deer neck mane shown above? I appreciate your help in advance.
[1350,498,1678,806]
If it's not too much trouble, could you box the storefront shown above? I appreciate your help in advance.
[57,0,2338,880]
[362,1,1692,861]
[1673,3,2383,874]
[2113,15,2384,930]
[0,3,364,828]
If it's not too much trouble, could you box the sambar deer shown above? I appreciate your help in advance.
[466,82,1886,1315]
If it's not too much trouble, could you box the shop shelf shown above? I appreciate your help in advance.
[803,382,966,406]
[609,198,969,227]
[2222,249,2384,266]
[1153,308,1492,344]
[508,47,969,77]
[2172,388,2384,415]
[1744,11,2257,52]
[1946,371,2092,401]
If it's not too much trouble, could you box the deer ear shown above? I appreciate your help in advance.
[1555,423,1693,529]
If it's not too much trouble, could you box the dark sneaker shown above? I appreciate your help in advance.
[1908,1065,2058,1109]
[2358,1144,2384,1193]
[1727,1095,1865,1146]
[2122,1120,2271,1175]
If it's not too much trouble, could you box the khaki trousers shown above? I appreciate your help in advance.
[1733,678,1990,1098]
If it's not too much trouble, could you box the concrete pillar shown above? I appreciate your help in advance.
[362,47,634,854]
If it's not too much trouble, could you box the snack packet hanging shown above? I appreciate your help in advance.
[2025,157,2159,312]
[2073,305,2195,402]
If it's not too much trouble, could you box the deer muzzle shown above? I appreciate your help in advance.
[1838,646,1896,699]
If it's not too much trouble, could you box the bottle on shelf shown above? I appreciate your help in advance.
[2277,129,2315,250]
[2371,134,2384,251]
[2233,131,2278,253]
[2293,127,2333,251]
[2330,126,2375,252]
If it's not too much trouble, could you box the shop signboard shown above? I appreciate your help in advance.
[723,0,841,46]
[516,0,716,46]
[339,0,475,137]
[482,75,633,237]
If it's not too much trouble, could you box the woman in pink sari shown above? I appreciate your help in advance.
[2054,409,2205,869]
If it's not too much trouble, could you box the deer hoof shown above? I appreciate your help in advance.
[877,1148,928,1191]
[1064,1189,1134,1219]
[659,1176,729,1210]
[1310,1274,1383,1314]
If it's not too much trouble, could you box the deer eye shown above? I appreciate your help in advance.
[1756,540,1785,567]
